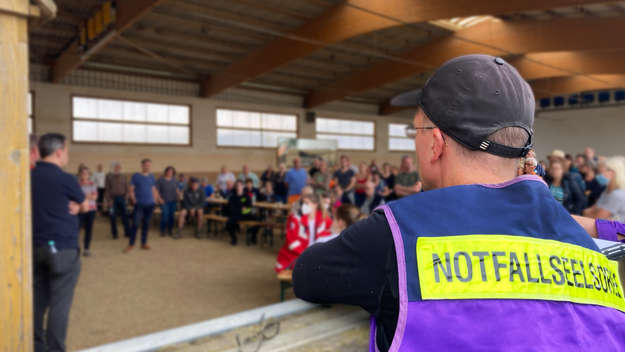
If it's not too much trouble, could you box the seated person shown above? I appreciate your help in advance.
[259,182,278,203]
[330,186,343,211]
[201,177,214,198]
[315,204,362,244]
[175,178,205,239]
[579,163,606,207]
[583,156,625,226]
[320,191,332,215]
[523,157,538,176]
[356,181,384,214]
[393,155,422,199]
[290,185,314,215]
[201,177,218,213]
[275,193,333,272]
[371,172,391,199]
[226,180,256,246]
[255,182,277,222]
[219,179,234,199]
[245,178,261,202]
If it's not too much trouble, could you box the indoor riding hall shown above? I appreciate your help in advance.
[2,1,625,351]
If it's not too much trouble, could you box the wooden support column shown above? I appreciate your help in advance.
[0,0,33,351]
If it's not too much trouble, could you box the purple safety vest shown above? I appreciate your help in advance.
[371,175,625,352]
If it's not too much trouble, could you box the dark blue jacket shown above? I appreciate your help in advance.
[545,173,586,215]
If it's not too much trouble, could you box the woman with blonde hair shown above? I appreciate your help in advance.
[315,204,362,244]
[584,156,625,222]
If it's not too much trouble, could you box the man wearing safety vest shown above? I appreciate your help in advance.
[293,54,625,351]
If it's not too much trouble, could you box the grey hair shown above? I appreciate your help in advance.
[487,127,530,149]
[525,157,538,167]
[110,161,120,172]
[38,133,66,158]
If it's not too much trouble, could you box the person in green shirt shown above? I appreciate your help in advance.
[311,159,331,195]
[393,155,422,198]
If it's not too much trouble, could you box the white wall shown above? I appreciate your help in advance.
[30,81,413,174]
[534,105,625,161]
[32,71,625,174]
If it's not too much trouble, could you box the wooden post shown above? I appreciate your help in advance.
[0,0,33,351]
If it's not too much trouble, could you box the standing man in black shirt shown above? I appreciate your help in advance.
[332,155,356,204]
[32,133,89,352]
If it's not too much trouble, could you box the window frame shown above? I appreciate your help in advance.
[215,107,299,149]
[70,94,193,147]
[388,122,416,152]
[315,117,376,152]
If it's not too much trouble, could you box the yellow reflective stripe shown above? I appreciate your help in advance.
[416,235,625,313]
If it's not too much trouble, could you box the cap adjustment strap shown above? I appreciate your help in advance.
[478,139,532,158]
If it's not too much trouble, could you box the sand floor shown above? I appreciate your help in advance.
[66,217,292,351]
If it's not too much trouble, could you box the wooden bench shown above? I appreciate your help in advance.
[277,270,293,302]
[260,221,285,247]
[204,214,228,236]
[239,220,266,245]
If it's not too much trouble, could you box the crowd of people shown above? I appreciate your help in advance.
[519,147,625,222]
[27,52,625,352]
[27,134,625,351]
[71,153,423,254]
[32,130,624,268]
[46,142,625,272]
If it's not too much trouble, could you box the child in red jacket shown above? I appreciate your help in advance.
[275,193,332,272]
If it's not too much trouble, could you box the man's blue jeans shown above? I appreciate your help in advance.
[130,204,154,246]
[110,196,130,238]
[160,201,177,233]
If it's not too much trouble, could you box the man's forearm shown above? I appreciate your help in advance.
[346,178,356,191]
[572,215,598,238]
[394,185,410,196]
[79,200,90,212]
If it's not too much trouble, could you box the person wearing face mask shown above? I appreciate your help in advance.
[320,191,332,215]
[275,193,332,273]
[584,156,625,223]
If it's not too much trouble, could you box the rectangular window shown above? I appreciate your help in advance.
[28,91,33,134]
[388,123,415,151]
[72,96,191,145]
[315,117,375,150]
[216,109,297,148]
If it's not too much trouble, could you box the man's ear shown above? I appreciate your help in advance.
[430,128,446,162]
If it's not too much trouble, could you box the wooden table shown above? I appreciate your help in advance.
[206,198,290,211]
[255,201,291,211]
[206,197,227,205]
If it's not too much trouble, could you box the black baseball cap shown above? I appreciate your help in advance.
[391,54,534,158]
